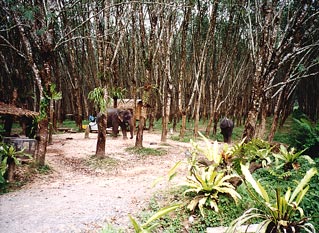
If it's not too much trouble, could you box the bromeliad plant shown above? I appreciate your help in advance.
[273,145,314,171]
[182,132,241,216]
[183,164,241,216]
[227,164,318,233]
[229,138,274,174]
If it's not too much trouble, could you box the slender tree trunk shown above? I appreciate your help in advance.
[35,118,49,166]
[95,113,107,158]
[48,99,54,144]
[194,79,205,138]
[178,3,192,139]
[161,16,174,142]
[135,116,145,148]
[268,90,284,142]
[6,157,16,182]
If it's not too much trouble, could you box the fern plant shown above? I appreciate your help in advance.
[288,116,319,158]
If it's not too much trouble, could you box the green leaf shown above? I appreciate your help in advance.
[241,163,269,202]
[142,204,181,227]
[289,168,317,203]
[168,161,182,181]
[128,214,143,232]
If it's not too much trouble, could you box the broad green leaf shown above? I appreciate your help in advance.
[198,196,208,216]
[1,157,8,175]
[208,199,218,212]
[143,204,181,227]
[128,214,143,232]
[187,197,200,211]
[143,223,159,232]
[241,163,269,202]
[289,168,317,202]
[294,186,309,206]
[284,188,291,202]
[168,161,182,181]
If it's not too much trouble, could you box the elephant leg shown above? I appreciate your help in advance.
[221,128,233,143]
[112,123,119,137]
[129,119,134,139]
[221,128,229,143]
[120,123,128,139]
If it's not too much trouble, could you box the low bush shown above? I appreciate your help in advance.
[287,111,319,158]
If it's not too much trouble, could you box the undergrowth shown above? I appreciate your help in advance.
[125,147,167,156]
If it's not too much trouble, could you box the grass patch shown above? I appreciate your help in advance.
[170,135,192,143]
[85,155,119,170]
[100,224,125,233]
[126,147,167,156]
[37,164,52,174]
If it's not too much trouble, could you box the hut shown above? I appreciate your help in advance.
[0,101,39,137]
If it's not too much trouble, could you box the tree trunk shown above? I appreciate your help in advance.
[178,3,192,139]
[135,116,145,148]
[194,79,205,138]
[268,84,286,142]
[35,118,49,166]
[95,113,107,158]
[6,157,16,182]
[48,99,54,145]
[256,101,268,139]
[180,112,187,139]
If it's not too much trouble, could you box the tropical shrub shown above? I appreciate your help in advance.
[288,113,319,158]
[180,133,241,216]
[227,165,318,233]
[0,142,29,189]
[273,145,314,171]
[183,164,241,216]
[229,138,273,174]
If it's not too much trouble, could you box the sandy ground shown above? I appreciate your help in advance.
[0,131,191,233]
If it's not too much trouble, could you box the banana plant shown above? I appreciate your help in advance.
[226,164,317,233]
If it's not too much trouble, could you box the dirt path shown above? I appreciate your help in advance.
[0,132,190,233]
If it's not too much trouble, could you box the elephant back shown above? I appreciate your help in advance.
[220,117,234,129]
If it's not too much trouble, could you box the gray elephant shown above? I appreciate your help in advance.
[220,117,234,143]
[107,108,134,139]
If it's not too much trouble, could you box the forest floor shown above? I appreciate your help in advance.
[0,130,192,233]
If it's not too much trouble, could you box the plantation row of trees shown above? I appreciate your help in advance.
[1,1,318,157]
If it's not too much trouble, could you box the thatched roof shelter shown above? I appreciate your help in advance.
[0,102,39,117]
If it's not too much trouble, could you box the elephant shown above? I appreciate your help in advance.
[107,108,134,139]
[220,117,234,143]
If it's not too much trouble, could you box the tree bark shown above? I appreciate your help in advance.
[95,113,107,158]
[135,116,145,148]
[35,118,49,166]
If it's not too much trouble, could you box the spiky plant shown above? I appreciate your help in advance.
[227,165,317,233]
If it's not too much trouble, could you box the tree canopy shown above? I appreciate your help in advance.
[1,0,318,143]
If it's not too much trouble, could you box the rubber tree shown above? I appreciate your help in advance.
[242,0,318,142]
[88,87,108,158]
